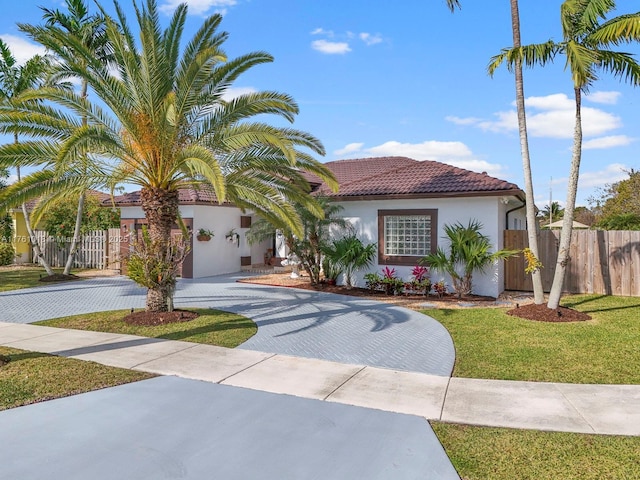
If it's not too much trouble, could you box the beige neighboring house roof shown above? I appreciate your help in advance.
[545,220,590,229]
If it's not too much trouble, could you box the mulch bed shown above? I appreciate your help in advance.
[507,303,591,322]
[39,273,80,283]
[123,309,200,326]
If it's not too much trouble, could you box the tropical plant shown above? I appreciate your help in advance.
[449,0,546,305]
[540,201,564,227]
[0,39,55,275]
[407,265,431,295]
[380,266,404,295]
[0,0,336,311]
[22,0,111,275]
[321,257,342,284]
[364,272,382,292]
[0,241,13,265]
[323,236,376,288]
[489,0,640,309]
[422,220,517,298]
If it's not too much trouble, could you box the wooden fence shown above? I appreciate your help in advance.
[33,228,121,270]
[504,229,640,296]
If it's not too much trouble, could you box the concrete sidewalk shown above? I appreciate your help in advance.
[2,321,639,436]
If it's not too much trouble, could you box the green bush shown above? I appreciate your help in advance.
[0,242,14,266]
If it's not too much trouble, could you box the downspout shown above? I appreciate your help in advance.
[505,195,526,230]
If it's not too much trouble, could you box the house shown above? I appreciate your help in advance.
[308,156,526,298]
[112,156,525,297]
[111,188,271,278]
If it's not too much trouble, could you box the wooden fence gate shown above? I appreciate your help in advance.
[33,229,121,270]
[504,230,640,296]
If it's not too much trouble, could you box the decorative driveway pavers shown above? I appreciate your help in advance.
[0,274,456,376]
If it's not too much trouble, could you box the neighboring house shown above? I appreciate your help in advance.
[9,190,111,264]
[112,156,525,297]
[308,157,526,298]
[112,188,271,278]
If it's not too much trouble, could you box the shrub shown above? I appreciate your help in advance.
[0,242,14,266]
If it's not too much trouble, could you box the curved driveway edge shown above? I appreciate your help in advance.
[0,274,455,376]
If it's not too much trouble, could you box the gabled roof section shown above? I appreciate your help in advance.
[315,157,522,199]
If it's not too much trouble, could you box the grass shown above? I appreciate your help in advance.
[0,346,153,411]
[432,423,640,480]
[0,266,83,292]
[425,294,640,384]
[36,308,257,348]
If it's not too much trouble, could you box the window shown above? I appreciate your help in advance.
[378,209,437,266]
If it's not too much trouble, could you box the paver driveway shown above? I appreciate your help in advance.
[0,274,455,376]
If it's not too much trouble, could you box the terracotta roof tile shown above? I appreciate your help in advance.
[316,157,521,198]
[109,185,223,206]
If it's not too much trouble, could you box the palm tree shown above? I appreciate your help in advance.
[0,39,55,275]
[0,0,336,311]
[489,0,640,309]
[423,220,518,298]
[323,236,376,288]
[247,197,351,285]
[21,0,110,276]
[448,0,546,304]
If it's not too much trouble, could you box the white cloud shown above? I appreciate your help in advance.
[334,140,506,176]
[159,0,236,16]
[585,91,621,105]
[446,115,483,126]
[221,86,257,101]
[333,142,364,156]
[450,93,623,139]
[0,35,46,65]
[583,135,634,150]
[359,32,383,46]
[311,39,351,55]
[578,163,629,189]
[311,28,333,37]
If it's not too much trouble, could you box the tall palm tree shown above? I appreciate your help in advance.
[21,0,110,276]
[0,39,55,275]
[0,0,336,311]
[489,0,640,309]
[448,0,546,304]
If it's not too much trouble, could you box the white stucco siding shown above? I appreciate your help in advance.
[336,196,507,298]
[191,205,246,278]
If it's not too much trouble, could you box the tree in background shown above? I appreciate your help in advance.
[0,39,55,274]
[539,201,565,227]
[21,0,111,275]
[590,169,640,229]
[41,193,120,243]
[489,0,640,309]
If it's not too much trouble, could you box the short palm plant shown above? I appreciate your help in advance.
[422,220,517,298]
[323,236,376,288]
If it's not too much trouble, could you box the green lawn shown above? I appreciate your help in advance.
[425,294,640,384]
[432,423,640,480]
[0,267,82,292]
[0,346,153,410]
[36,308,257,348]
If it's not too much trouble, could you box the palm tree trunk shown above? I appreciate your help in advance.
[510,0,544,304]
[140,187,180,312]
[547,87,582,309]
[14,135,54,276]
[63,79,89,276]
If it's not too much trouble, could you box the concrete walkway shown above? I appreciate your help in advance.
[1,320,640,436]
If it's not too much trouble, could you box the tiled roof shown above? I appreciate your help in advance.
[109,185,224,206]
[315,157,522,198]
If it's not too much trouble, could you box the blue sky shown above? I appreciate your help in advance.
[2,0,639,208]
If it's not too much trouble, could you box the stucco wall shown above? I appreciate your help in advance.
[120,205,270,278]
[336,196,514,298]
